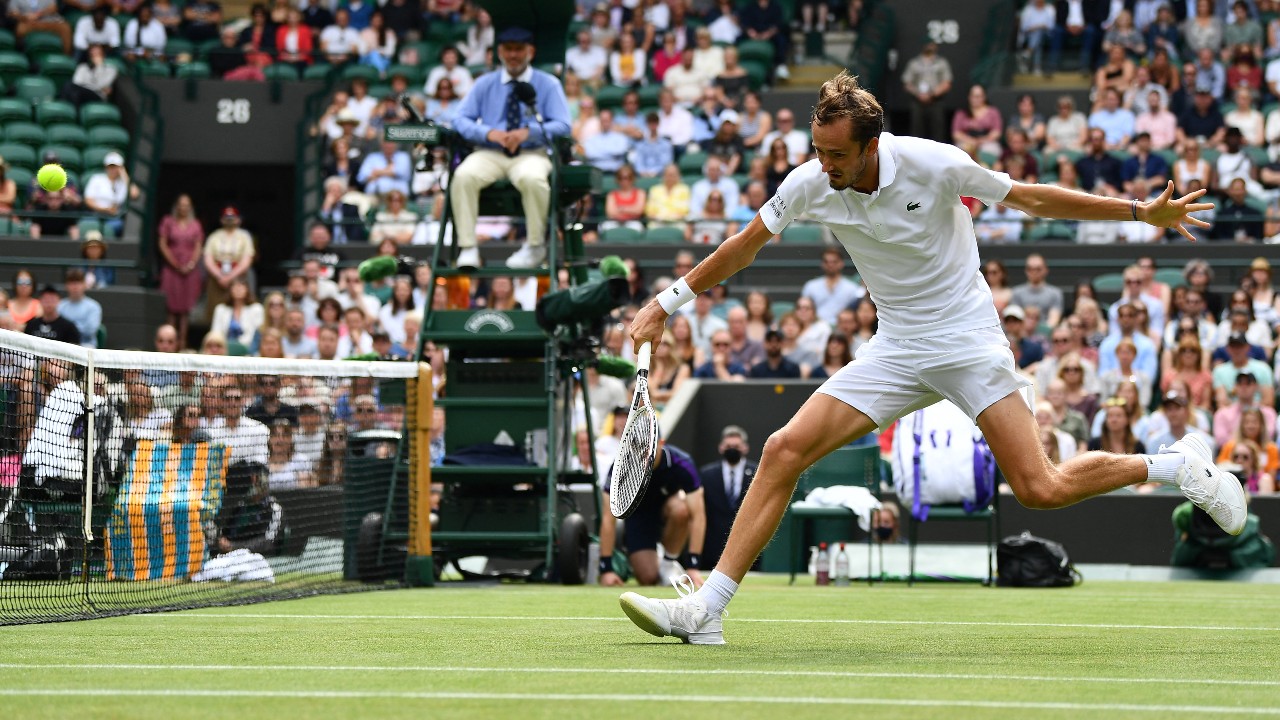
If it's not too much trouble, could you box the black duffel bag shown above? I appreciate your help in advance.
[997,531,1081,587]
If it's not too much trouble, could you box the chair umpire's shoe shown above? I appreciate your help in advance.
[1161,433,1247,535]
[505,243,546,269]
[455,247,481,270]
[619,575,724,645]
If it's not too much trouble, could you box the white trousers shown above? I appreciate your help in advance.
[449,148,552,248]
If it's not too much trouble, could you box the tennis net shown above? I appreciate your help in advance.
[0,330,425,625]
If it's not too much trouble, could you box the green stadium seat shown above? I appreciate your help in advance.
[0,98,28,124]
[303,63,334,81]
[87,125,128,149]
[600,226,643,244]
[83,145,115,170]
[1092,272,1124,292]
[0,29,16,51]
[0,51,28,88]
[1154,267,1186,288]
[38,144,81,172]
[636,84,662,107]
[47,123,88,149]
[139,59,172,77]
[677,150,707,174]
[13,75,56,104]
[780,223,822,244]
[76,216,104,236]
[737,39,775,66]
[34,99,74,125]
[368,83,393,99]
[593,85,627,110]
[164,38,195,60]
[196,39,221,60]
[0,215,30,236]
[634,175,662,191]
[37,54,75,87]
[3,121,45,147]
[741,60,769,90]
[175,62,211,78]
[644,226,686,244]
[397,41,436,65]
[340,63,379,82]
[386,64,420,84]
[7,165,32,196]
[60,168,78,189]
[0,142,36,169]
[263,63,299,81]
[80,102,121,128]
[22,31,63,59]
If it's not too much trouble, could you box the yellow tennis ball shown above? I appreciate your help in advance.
[37,164,67,192]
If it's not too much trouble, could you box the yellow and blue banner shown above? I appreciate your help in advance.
[106,441,227,581]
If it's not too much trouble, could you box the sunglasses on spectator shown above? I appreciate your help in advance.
[1061,366,1083,372]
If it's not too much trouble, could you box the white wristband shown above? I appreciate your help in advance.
[657,277,694,315]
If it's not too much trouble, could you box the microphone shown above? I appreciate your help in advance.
[513,81,542,123]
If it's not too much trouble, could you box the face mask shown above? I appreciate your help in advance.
[722,448,743,465]
[875,526,894,541]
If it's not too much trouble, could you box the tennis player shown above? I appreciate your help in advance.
[618,72,1245,645]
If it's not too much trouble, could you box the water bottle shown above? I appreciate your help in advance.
[835,542,850,587]
[815,542,830,586]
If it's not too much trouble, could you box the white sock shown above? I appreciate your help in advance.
[1142,452,1184,485]
[694,570,738,615]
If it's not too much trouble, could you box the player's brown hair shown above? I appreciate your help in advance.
[812,71,884,147]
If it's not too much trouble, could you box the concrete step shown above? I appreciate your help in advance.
[1011,71,1092,90]
[784,64,846,88]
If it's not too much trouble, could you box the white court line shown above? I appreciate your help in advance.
[0,663,1275,688]
[132,612,1280,632]
[0,688,1276,715]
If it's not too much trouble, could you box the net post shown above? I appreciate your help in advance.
[404,361,434,587]
[80,354,95,609]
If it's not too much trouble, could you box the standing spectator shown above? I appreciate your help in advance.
[1011,253,1064,329]
[179,0,221,43]
[202,206,256,319]
[57,270,100,349]
[9,0,72,54]
[210,278,264,348]
[737,0,789,80]
[157,194,205,350]
[424,46,473,99]
[24,284,80,345]
[83,151,136,237]
[900,38,953,142]
[60,43,117,108]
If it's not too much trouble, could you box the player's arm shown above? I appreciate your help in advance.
[1001,180,1213,242]
[630,215,774,347]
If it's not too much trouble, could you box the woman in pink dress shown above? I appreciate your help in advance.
[157,194,205,350]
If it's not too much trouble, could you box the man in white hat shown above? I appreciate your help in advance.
[83,150,137,237]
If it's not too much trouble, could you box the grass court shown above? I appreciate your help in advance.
[1,575,1277,719]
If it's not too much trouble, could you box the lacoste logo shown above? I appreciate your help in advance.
[907,202,922,212]
[672,287,680,295]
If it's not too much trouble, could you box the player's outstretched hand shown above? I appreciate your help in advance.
[1140,180,1214,242]
[685,568,705,588]
[631,300,668,351]
[599,571,624,587]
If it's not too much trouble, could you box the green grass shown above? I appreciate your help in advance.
[2,576,1279,719]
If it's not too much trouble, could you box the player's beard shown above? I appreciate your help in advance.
[827,150,870,191]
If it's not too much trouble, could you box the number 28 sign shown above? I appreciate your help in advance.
[926,20,960,44]
[216,98,252,125]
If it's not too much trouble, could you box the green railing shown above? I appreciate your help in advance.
[293,76,337,253]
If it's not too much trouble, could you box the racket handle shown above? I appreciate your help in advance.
[636,341,652,371]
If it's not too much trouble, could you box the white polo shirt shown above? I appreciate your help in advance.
[761,132,1013,341]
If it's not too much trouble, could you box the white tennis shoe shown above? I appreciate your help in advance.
[619,574,725,645]
[455,247,481,270]
[1161,433,1247,535]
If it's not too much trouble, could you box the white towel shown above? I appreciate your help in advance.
[796,486,882,531]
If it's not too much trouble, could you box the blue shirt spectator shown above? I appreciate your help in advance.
[57,271,101,349]
[630,118,674,176]
[1087,97,1136,147]
[582,109,632,172]
[357,142,412,196]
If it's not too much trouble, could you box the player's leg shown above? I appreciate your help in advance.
[714,393,877,582]
[624,503,664,585]
[980,391,1246,532]
[977,392,1148,507]
[629,550,660,585]
[448,150,508,261]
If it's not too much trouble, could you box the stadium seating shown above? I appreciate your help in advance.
[87,125,129,149]
[80,102,122,128]
[47,123,88,149]
[21,31,63,59]
[34,100,75,126]
[175,62,212,79]
[39,144,82,172]
[780,224,822,244]
[0,142,36,169]
[4,121,45,146]
[264,63,300,82]
[600,226,643,244]
[644,226,685,244]
[13,76,56,104]
[303,63,335,81]
[37,54,75,88]
[83,145,117,170]
[0,51,28,88]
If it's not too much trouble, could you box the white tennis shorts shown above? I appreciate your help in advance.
[817,324,1032,430]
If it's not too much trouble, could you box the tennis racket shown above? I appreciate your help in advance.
[609,341,658,519]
